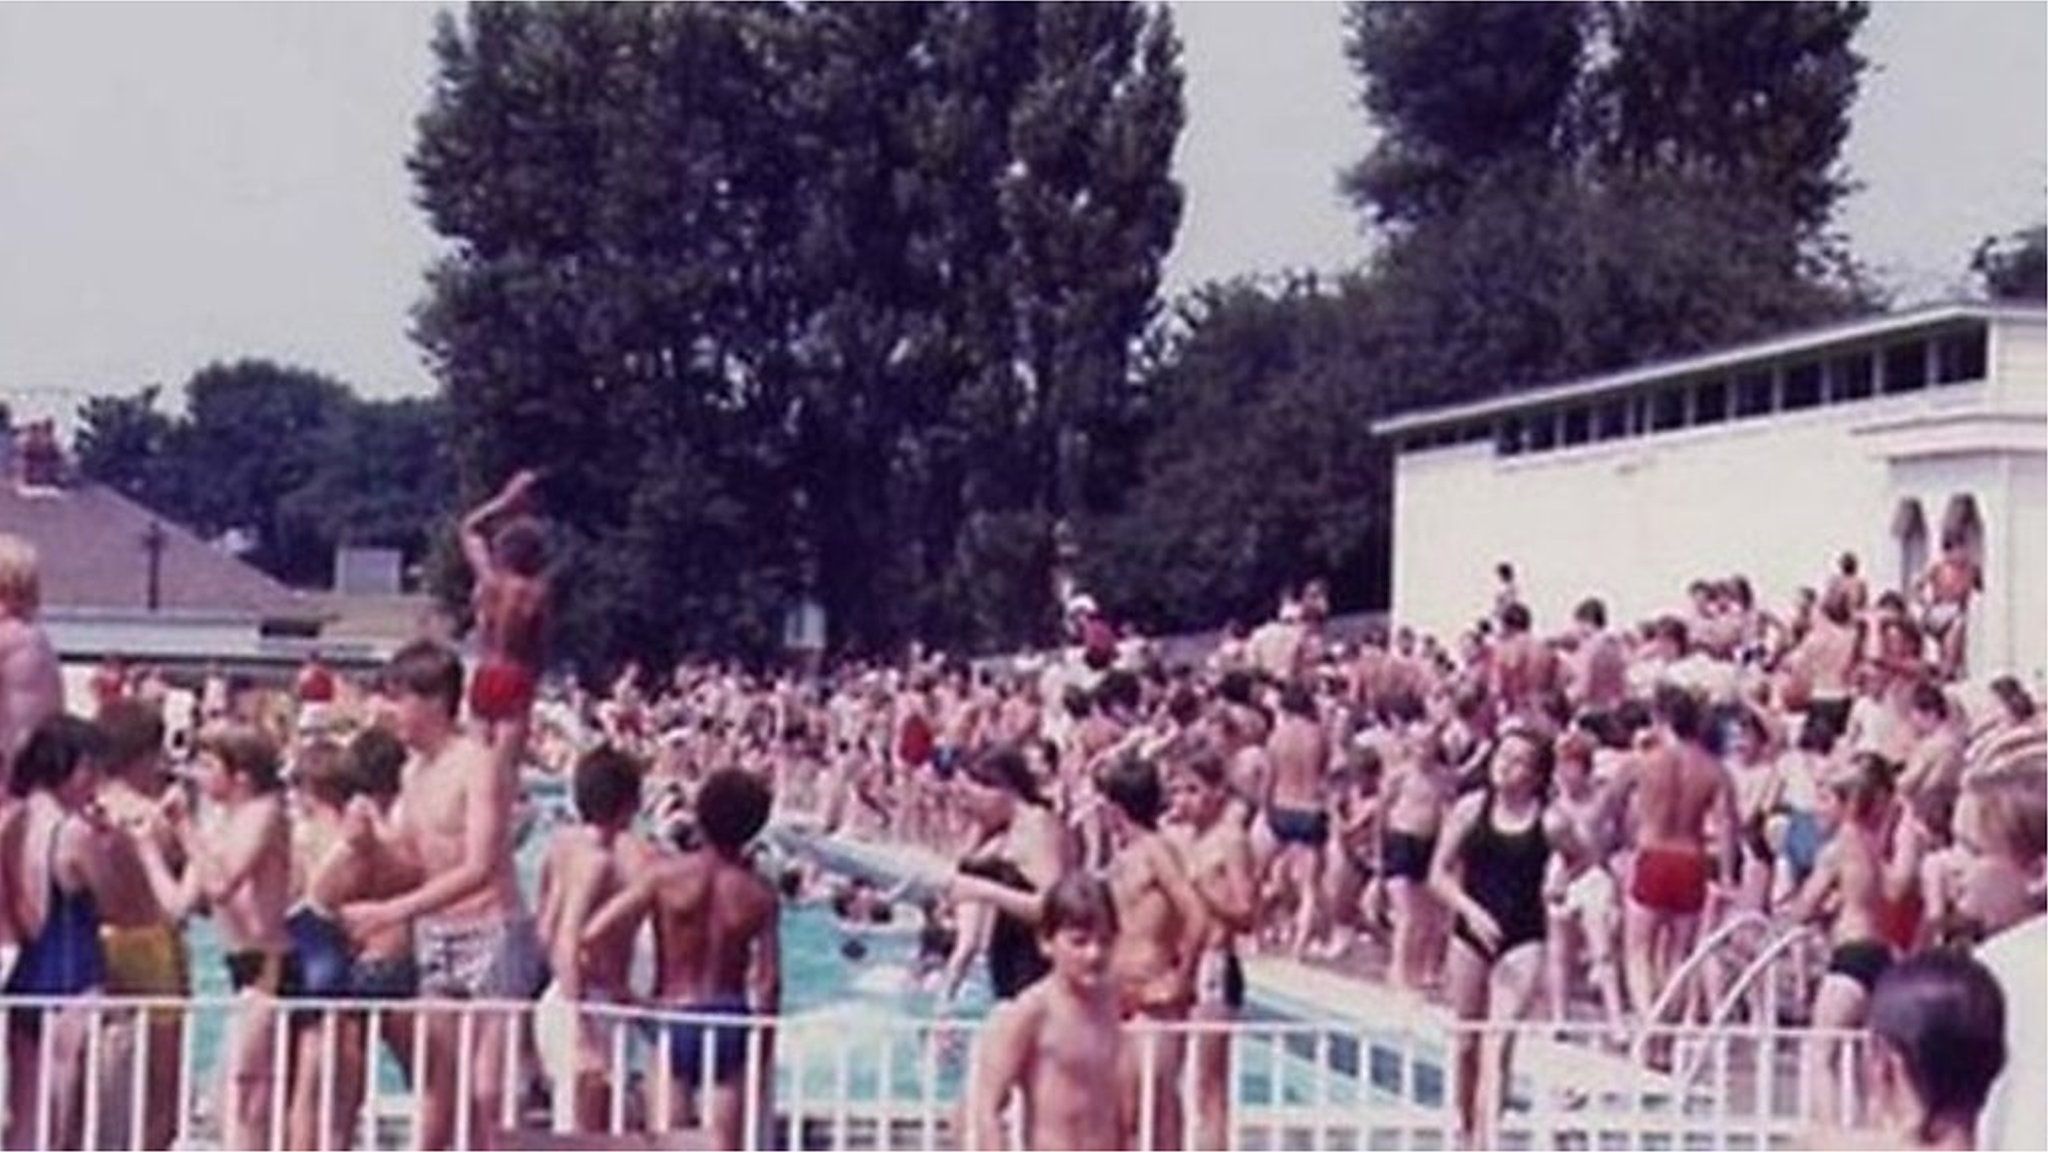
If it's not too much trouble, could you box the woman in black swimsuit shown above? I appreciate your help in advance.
[1428,725,1585,1150]
[938,745,1068,1002]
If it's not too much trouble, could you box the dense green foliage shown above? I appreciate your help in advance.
[411,3,1184,669]
[72,363,452,587]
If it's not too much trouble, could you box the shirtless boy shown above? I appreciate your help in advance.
[1167,752,1256,1151]
[1614,685,1738,1040]
[1786,753,1897,1123]
[534,746,645,1132]
[968,874,1126,1152]
[341,641,540,1151]
[1915,535,1981,681]
[584,768,778,1150]
[1378,692,1447,991]
[461,469,551,738]
[1263,683,1330,959]
[149,725,294,1151]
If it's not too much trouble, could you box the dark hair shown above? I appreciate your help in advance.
[1217,671,1255,707]
[1040,873,1118,940]
[493,517,547,578]
[294,739,353,807]
[10,715,108,798]
[1821,588,1853,626]
[1096,755,1166,830]
[385,640,464,719]
[1500,601,1532,633]
[1096,670,1141,715]
[201,725,283,795]
[1495,562,1514,582]
[1573,598,1607,629]
[1277,681,1316,720]
[1653,682,1705,744]
[1839,551,1859,576]
[1183,749,1229,790]
[346,727,407,800]
[963,744,1046,808]
[1868,951,2006,1142]
[1495,726,1556,800]
[1167,687,1203,728]
[95,699,165,772]
[574,746,644,827]
[696,768,771,853]
[1989,675,2037,723]
[1908,680,1950,720]
[1833,751,1897,819]
[1654,615,1690,653]
[1706,702,1766,759]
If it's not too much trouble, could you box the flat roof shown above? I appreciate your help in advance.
[1372,301,2046,438]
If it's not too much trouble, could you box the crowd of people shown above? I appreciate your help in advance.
[0,469,2042,1150]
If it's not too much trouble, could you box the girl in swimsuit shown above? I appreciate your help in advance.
[939,746,1067,1005]
[1429,726,1586,1150]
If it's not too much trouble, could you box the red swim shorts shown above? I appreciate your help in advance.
[469,661,538,723]
[1630,846,1710,916]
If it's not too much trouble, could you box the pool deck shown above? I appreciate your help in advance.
[775,822,1697,1114]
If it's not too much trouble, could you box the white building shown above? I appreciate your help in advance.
[1374,303,2048,686]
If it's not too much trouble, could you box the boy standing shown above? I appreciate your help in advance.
[968,874,1127,1151]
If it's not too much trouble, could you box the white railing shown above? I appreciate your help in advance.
[0,993,1868,1151]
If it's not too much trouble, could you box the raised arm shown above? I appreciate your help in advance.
[459,469,540,580]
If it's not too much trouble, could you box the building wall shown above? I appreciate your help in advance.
[1390,379,2036,660]
[2004,453,2047,689]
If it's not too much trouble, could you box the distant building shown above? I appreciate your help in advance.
[1374,302,2047,685]
[0,417,330,669]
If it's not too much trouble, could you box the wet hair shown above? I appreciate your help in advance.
[574,745,644,827]
[385,639,464,719]
[201,725,284,795]
[1040,873,1119,940]
[1500,601,1532,633]
[95,699,165,772]
[294,739,353,808]
[1868,951,2006,1142]
[10,715,108,798]
[346,727,406,800]
[1988,675,2037,724]
[1573,598,1607,629]
[1652,682,1705,744]
[696,768,772,854]
[1096,755,1166,830]
[492,517,547,578]
[963,744,1046,808]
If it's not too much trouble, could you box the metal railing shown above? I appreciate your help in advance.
[0,992,1868,1151]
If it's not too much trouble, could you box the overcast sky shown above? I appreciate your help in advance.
[1,2,2042,419]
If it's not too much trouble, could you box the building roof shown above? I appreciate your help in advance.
[1372,301,2047,438]
[1,480,324,622]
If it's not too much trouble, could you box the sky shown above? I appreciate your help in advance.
[1,2,2042,420]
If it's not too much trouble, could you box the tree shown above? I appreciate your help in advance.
[1339,2,1588,229]
[411,2,1184,671]
[1973,224,2047,302]
[71,386,179,509]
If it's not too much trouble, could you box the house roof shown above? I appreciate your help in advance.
[1,480,324,622]
[1372,301,2048,438]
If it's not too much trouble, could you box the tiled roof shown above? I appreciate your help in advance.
[0,481,323,621]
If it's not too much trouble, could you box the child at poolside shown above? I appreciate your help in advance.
[967,873,1126,1151]
[583,767,779,1149]
[534,745,646,1133]
[461,468,551,736]
[145,724,295,1151]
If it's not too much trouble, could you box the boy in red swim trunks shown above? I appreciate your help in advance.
[460,469,551,735]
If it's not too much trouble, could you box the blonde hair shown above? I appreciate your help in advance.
[0,534,41,618]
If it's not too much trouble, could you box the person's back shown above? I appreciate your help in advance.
[654,847,776,1005]
[1267,696,1328,812]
